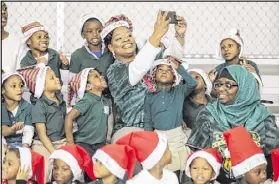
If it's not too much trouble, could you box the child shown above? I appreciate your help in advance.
[182,68,214,130]
[2,72,34,148]
[184,148,222,184]
[20,22,69,104]
[2,147,45,184]
[1,2,25,73]
[18,65,67,183]
[2,137,8,164]
[272,148,279,184]
[89,144,136,184]
[48,144,96,184]
[210,28,261,97]
[69,14,113,78]
[223,126,268,184]
[215,28,260,76]
[116,131,179,184]
[143,56,197,179]
[65,68,109,157]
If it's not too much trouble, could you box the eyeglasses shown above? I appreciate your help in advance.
[214,82,238,90]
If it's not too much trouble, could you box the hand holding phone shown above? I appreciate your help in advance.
[161,11,177,24]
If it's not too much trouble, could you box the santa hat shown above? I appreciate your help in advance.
[17,147,45,184]
[67,68,95,106]
[216,28,244,60]
[101,14,133,40]
[80,14,104,35]
[49,144,96,181]
[143,56,189,92]
[17,64,50,98]
[188,68,212,95]
[185,148,222,180]
[223,126,267,178]
[21,22,48,46]
[93,144,136,180]
[272,148,279,182]
[251,72,263,93]
[2,72,26,87]
[115,131,168,170]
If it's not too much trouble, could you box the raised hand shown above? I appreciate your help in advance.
[149,10,171,47]
[175,15,187,36]
[16,165,31,181]
[59,51,69,66]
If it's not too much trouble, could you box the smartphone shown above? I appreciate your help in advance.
[161,11,177,24]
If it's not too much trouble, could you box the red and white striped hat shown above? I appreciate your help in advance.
[17,64,50,98]
[21,22,48,46]
[115,131,168,170]
[185,148,222,180]
[93,144,136,180]
[67,68,95,106]
[272,148,279,183]
[49,144,96,182]
[17,147,45,184]
[223,126,267,178]
[101,14,133,40]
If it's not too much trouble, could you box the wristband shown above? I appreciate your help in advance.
[175,33,185,38]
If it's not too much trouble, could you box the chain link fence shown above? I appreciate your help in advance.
[5,2,279,59]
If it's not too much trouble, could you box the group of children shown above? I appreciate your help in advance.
[2,1,279,184]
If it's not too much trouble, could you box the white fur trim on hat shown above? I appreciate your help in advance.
[2,72,26,86]
[93,149,126,180]
[49,149,82,181]
[18,147,33,180]
[232,153,267,178]
[101,20,129,40]
[78,68,95,100]
[188,68,212,95]
[141,132,168,170]
[152,59,181,85]
[216,28,244,60]
[185,151,221,180]
[34,66,50,98]
[23,26,48,45]
[80,14,104,35]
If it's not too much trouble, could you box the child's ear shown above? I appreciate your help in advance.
[211,171,216,178]
[26,39,31,46]
[86,84,92,91]
[81,32,85,39]
[108,44,114,55]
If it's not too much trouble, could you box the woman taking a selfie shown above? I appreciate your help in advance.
[102,11,187,141]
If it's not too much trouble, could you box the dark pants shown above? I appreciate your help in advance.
[76,141,106,183]
[76,141,106,157]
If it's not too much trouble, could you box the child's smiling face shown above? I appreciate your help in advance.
[2,150,20,180]
[27,31,49,52]
[82,19,103,47]
[2,75,25,102]
[220,38,241,61]
[44,69,61,92]
[190,157,215,184]
[52,159,73,184]
[87,70,107,91]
